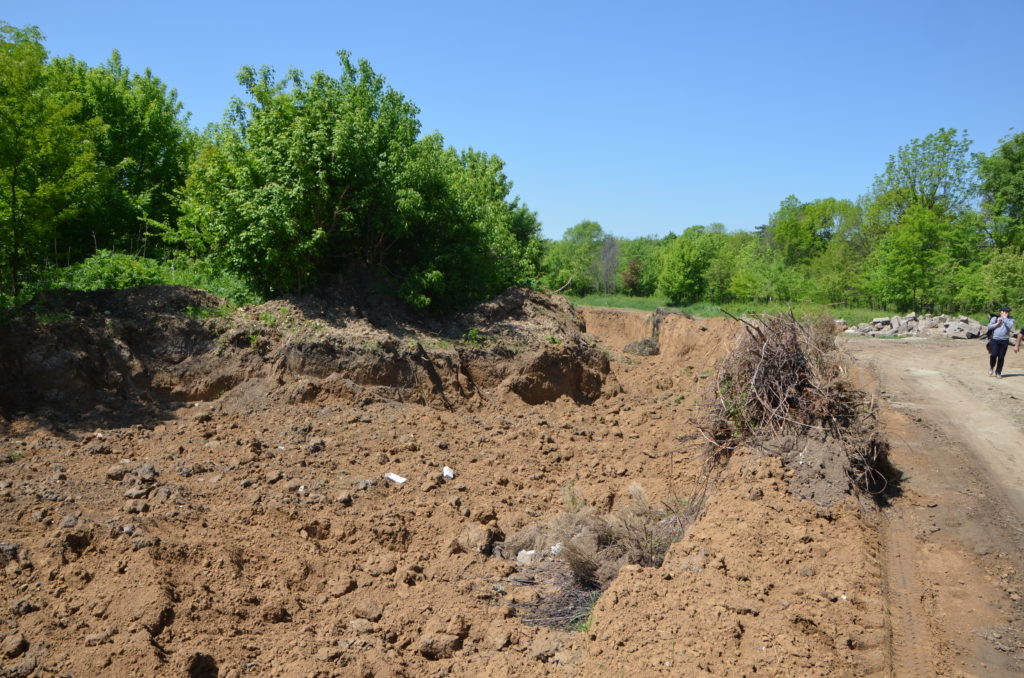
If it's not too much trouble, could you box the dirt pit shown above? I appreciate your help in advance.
[0,289,974,676]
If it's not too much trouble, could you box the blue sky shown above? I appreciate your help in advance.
[4,0,1022,240]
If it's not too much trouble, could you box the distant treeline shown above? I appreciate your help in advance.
[544,128,1024,314]
[3,22,1023,315]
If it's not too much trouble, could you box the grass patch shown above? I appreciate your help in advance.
[568,294,898,326]
[568,294,999,328]
[566,293,672,311]
[184,304,235,320]
[1,252,264,319]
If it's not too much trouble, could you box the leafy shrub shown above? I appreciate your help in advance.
[58,250,164,290]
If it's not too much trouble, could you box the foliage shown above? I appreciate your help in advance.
[863,128,976,241]
[658,224,724,304]
[953,250,1024,312]
[617,236,664,296]
[45,50,196,257]
[541,220,606,295]
[57,250,164,290]
[767,196,859,266]
[862,206,957,311]
[0,22,100,296]
[1,22,194,302]
[977,131,1024,251]
[175,53,539,308]
[47,251,261,306]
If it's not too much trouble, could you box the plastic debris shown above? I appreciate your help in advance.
[442,466,455,479]
[550,542,563,555]
[384,472,407,484]
[516,549,537,566]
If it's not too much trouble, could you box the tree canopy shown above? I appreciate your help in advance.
[3,20,1023,317]
[174,53,540,307]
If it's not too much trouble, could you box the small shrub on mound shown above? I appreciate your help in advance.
[50,251,262,307]
[700,311,895,497]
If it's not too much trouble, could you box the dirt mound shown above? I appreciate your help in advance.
[0,300,947,677]
[0,287,617,425]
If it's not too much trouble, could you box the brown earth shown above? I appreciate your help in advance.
[0,290,1021,677]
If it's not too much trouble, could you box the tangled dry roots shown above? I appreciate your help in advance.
[699,312,892,495]
[504,484,695,629]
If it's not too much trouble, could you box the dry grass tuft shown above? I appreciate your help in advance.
[505,483,697,629]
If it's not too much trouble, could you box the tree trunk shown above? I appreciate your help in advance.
[7,167,19,297]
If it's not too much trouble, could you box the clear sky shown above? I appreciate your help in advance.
[4,0,1022,240]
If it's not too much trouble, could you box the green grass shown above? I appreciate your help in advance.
[2,252,264,318]
[565,293,673,311]
[184,304,235,320]
[570,591,602,632]
[568,294,902,326]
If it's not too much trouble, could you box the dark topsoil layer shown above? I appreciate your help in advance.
[0,285,619,428]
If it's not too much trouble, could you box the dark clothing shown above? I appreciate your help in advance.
[989,338,1010,375]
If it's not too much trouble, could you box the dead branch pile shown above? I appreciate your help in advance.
[700,312,893,496]
[702,313,857,441]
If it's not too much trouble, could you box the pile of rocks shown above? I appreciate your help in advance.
[843,312,987,339]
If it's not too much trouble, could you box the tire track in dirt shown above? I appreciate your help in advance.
[881,509,935,678]
[845,335,1024,677]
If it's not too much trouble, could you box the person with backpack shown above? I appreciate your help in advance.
[988,306,1014,377]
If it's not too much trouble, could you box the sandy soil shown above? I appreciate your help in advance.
[0,291,1021,677]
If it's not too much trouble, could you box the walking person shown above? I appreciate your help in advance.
[988,306,1014,377]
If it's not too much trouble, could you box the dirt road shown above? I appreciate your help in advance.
[843,335,1024,677]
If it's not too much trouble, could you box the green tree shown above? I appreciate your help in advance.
[45,51,196,257]
[703,230,753,303]
[177,52,539,307]
[0,23,99,297]
[541,220,605,294]
[767,195,813,265]
[977,131,1024,251]
[658,224,724,304]
[178,55,423,293]
[862,205,954,311]
[864,128,976,243]
[954,250,1024,312]
[617,236,664,296]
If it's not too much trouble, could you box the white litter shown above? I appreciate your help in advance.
[550,542,563,555]
[516,549,537,566]
[442,466,455,479]
[384,472,407,484]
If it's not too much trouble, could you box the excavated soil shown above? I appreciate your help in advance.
[0,290,1012,677]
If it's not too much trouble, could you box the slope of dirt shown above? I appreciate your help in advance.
[0,293,1005,677]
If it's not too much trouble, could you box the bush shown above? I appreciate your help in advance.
[58,250,164,290]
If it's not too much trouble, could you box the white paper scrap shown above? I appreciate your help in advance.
[384,472,407,484]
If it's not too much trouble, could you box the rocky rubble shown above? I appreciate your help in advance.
[843,312,989,339]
